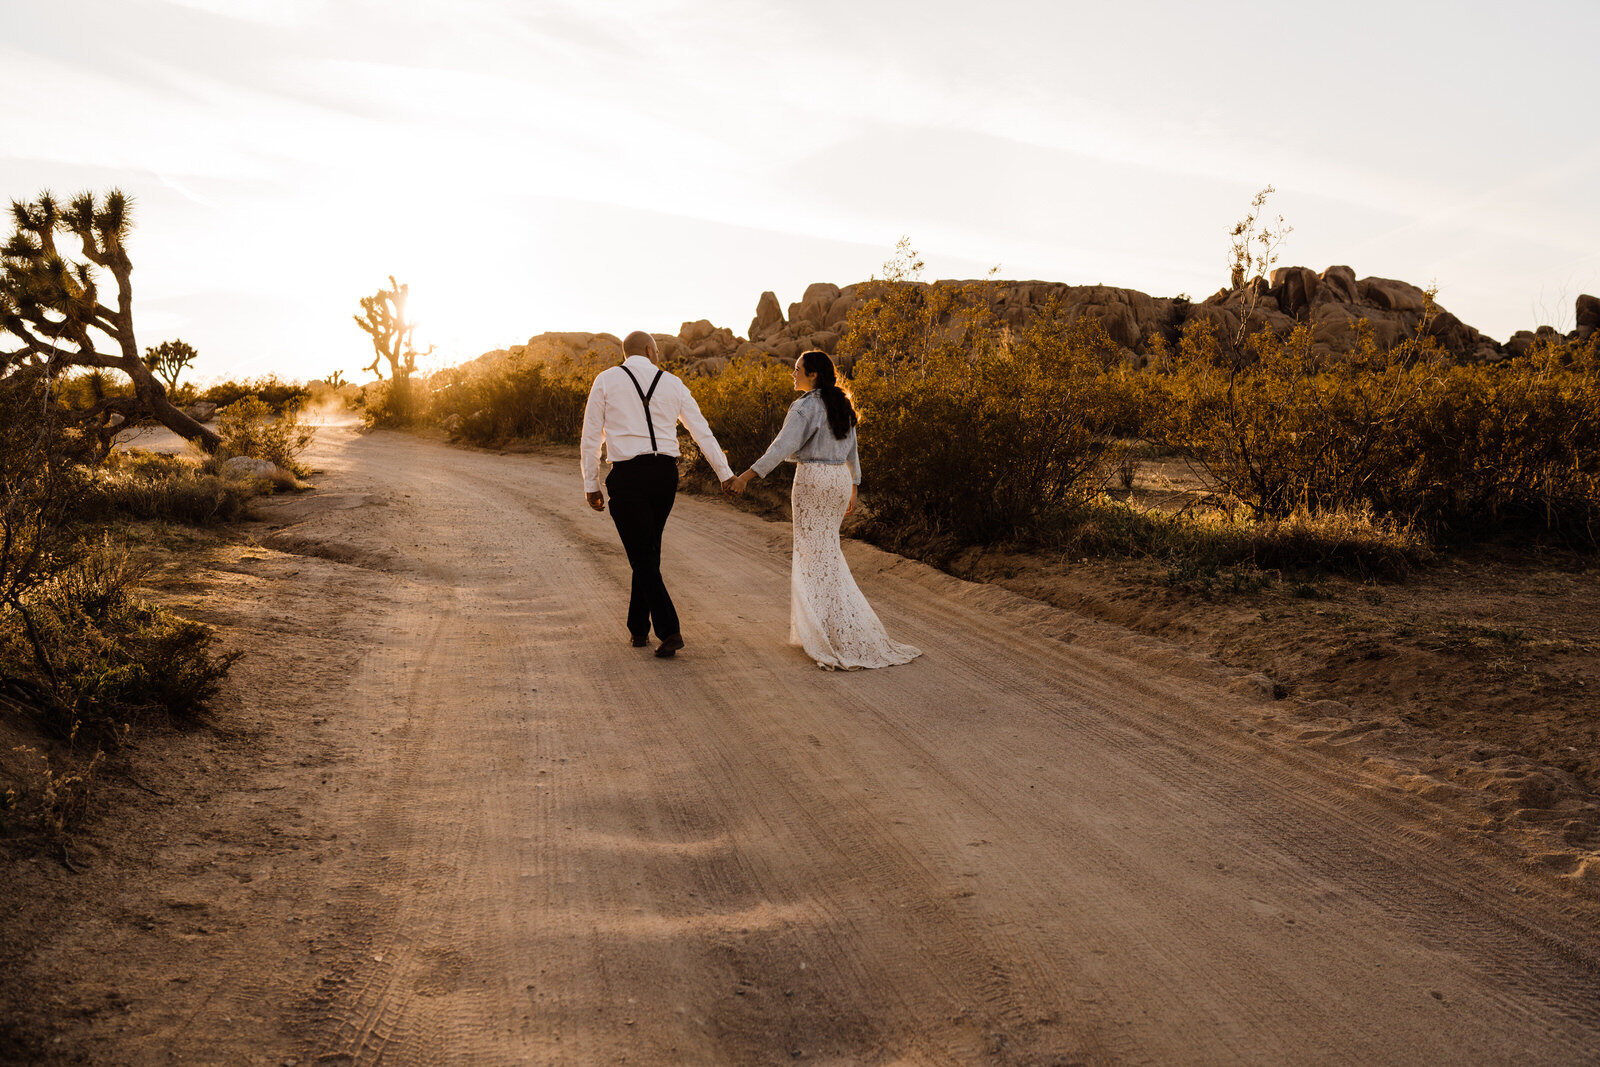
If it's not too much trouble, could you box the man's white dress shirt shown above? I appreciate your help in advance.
[580,355,735,493]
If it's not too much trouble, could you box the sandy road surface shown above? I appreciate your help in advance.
[71,426,1600,1064]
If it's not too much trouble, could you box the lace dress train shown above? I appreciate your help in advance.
[789,463,921,670]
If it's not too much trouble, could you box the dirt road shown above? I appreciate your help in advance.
[37,425,1600,1064]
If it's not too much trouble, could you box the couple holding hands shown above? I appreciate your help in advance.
[580,331,921,671]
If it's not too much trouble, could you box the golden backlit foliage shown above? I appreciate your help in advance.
[404,250,1600,565]
[681,357,795,476]
[424,356,593,445]
[1159,322,1600,545]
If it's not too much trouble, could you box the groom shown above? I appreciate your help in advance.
[580,331,735,657]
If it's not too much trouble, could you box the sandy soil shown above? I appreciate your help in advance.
[5,425,1600,1064]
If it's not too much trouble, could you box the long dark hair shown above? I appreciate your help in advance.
[801,350,857,440]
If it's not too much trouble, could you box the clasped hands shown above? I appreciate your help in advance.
[592,470,854,516]
[587,472,749,512]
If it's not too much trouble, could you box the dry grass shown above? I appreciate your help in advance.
[71,449,261,525]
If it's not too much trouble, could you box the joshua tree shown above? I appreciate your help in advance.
[143,338,198,391]
[0,191,221,452]
[353,275,431,423]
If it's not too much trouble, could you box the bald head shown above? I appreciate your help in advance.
[623,331,657,358]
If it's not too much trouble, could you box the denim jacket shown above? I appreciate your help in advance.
[750,390,861,485]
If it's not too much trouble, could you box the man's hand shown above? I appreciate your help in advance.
[720,477,736,499]
[586,490,605,512]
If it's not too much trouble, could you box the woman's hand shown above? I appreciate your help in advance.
[729,470,756,497]
[845,484,858,517]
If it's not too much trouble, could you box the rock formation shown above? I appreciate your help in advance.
[459,275,1597,382]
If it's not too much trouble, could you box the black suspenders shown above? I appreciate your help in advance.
[618,365,665,452]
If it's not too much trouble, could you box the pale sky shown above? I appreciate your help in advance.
[3,0,1596,383]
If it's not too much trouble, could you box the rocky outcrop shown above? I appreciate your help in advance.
[458,277,1597,384]
[749,291,784,338]
[1199,266,1503,363]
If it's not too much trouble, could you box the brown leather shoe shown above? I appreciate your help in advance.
[654,634,684,658]
[630,633,649,647]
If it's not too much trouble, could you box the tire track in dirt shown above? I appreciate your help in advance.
[132,427,1600,1065]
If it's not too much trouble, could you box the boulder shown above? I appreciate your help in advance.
[788,282,842,330]
[682,356,727,378]
[522,332,623,367]
[824,291,860,328]
[749,291,785,338]
[1186,302,1240,341]
[222,456,281,480]
[803,331,841,354]
[1576,294,1600,340]
[679,319,716,346]
[185,401,217,423]
[1318,267,1356,303]
[1359,277,1430,313]
[1504,330,1537,359]
[1271,266,1320,316]
[688,325,739,359]
[651,334,688,364]
[1094,304,1141,348]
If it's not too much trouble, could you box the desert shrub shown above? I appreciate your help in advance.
[1,370,83,646]
[1161,321,1441,520]
[1,371,242,841]
[836,240,995,374]
[1164,322,1600,545]
[850,302,1131,547]
[1395,338,1600,544]
[360,376,423,428]
[0,535,239,745]
[70,449,258,525]
[1037,497,1427,580]
[199,375,310,414]
[425,358,590,444]
[684,358,796,479]
[216,396,315,475]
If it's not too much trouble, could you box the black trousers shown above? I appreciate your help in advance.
[605,454,680,639]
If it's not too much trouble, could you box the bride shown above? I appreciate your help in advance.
[729,351,921,671]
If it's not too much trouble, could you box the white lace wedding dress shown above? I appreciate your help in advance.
[789,463,922,671]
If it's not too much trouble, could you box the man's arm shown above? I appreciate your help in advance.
[675,380,735,483]
[580,373,608,504]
